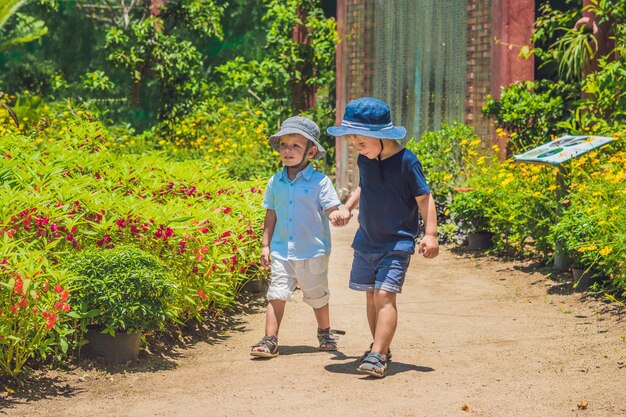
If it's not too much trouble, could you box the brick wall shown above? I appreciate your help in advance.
[465,0,493,141]
[335,0,376,200]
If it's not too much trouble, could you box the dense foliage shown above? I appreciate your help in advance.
[0,110,267,377]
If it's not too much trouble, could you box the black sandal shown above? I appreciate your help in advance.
[251,335,279,358]
[317,327,346,351]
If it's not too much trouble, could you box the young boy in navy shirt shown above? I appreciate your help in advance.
[328,98,439,377]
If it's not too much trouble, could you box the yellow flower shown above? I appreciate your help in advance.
[578,244,597,252]
[599,246,613,256]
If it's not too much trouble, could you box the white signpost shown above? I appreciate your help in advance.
[514,135,615,270]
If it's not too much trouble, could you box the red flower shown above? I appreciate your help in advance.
[13,279,23,294]
[54,301,63,310]
[46,313,57,329]
[6,229,14,238]
[19,298,28,308]
[197,289,207,301]
[42,282,49,292]
[61,290,70,301]
[62,304,70,312]
[54,284,63,294]
[11,304,18,314]
[222,207,232,214]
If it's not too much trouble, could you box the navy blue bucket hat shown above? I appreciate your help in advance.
[327,97,406,140]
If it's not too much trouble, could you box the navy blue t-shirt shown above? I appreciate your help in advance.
[353,147,431,253]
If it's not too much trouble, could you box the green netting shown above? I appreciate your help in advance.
[371,0,467,141]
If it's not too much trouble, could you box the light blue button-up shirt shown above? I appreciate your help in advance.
[262,164,341,260]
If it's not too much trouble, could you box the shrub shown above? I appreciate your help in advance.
[448,189,491,235]
[482,80,578,155]
[405,123,483,241]
[68,246,177,335]
[0,245,73,378]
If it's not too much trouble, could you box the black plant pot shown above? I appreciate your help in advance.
[571,267,600,290]
[468,232,492,251]
[83,328,142,363]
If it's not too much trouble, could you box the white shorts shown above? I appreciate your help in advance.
[266,255,330,309]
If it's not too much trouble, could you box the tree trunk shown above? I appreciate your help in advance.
[291,6,316,112]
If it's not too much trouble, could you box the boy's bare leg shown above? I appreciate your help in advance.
[252,299,285,354]
[366,291,377,338]
[313,303,330,329]
[263,299,286,337]
[370,289,397,358]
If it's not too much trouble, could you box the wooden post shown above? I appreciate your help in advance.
[554,164,571,270]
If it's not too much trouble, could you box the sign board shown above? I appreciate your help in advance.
[513,135,614,165]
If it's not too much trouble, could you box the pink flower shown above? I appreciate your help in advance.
[222,207,232,214]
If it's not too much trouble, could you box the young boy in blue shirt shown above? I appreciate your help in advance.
[251,116,345,358]
[327,97,439,377]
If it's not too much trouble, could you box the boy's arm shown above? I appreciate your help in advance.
[261,209,277,267]
[415,193,439,258]
[341,186,361,220]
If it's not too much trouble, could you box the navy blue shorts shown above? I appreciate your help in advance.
[349,249,412,293]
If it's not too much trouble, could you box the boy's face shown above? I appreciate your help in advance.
[278,134,316,167]
[348,135,381,159]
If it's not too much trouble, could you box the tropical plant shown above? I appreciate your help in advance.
[104,0,226,121]
[0,0,49,52]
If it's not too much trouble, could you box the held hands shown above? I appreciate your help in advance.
[261,246,271,267]
[329,205,352,227]
[418,234,439,259]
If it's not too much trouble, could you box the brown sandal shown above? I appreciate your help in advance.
[251,335,279,358]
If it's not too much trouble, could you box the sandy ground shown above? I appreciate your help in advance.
[1,217,625,417]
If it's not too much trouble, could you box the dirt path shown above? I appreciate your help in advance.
[2,218,625,417]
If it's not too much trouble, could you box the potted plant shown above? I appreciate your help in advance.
[551,208,600,283]
[68,245,177,362]
[450,189,493,251]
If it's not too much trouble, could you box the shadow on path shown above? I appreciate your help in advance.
[0,374,85,411]
[0,292,267,410]
[324,358,434,377]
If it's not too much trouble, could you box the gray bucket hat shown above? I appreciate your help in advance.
[269,116,326,160]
